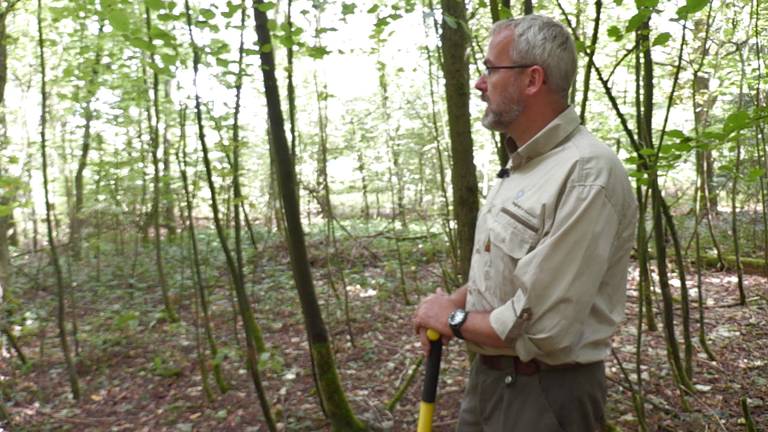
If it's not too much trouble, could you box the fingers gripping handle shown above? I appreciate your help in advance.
[418,329,443,432]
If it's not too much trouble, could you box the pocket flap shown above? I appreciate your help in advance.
[488,214,537,259]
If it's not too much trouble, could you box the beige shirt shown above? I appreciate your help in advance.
[465,107,637,365]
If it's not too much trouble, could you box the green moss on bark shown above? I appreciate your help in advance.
[312,342,367,431]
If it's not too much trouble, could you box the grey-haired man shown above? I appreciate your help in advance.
[414,15,637,431]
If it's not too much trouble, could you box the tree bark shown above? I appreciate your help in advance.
[184,2,275,429]
[250,0,366,429]
[70,21,103,261]
[0,0,21,318]
[37,0,80,400]
[440,0,479,283]
[144,7,178,323]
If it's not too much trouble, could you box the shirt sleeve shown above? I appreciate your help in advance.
[488,181,620,361]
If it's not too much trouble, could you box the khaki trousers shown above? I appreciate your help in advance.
[456,357,606,432]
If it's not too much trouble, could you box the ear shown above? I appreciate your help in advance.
[523,65,546,95]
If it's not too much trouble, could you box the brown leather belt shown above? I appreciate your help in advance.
[478,354,587,376]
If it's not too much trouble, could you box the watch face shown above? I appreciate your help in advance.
[449,309,467,326]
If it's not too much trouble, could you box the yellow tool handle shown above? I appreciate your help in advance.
[417,329,442,432]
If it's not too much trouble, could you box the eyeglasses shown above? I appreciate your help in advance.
[484,64,536,76]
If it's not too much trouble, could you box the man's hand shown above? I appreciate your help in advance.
[413,289,458,356]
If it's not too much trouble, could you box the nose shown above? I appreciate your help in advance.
[475,75,487,93]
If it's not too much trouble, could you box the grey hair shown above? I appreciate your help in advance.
[491,15,577,101]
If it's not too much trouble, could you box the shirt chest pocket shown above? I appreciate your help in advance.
[484,205,541,299]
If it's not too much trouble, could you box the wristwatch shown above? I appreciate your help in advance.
[448,308,469,340]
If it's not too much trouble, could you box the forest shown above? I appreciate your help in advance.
[0,0,767,430]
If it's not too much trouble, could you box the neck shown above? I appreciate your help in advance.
[506,99,568,147]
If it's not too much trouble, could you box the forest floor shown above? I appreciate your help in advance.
[1,235,767,431]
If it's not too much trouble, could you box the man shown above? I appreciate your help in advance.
[413,15,637,431]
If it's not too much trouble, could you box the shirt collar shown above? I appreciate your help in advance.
[506,106,580,170]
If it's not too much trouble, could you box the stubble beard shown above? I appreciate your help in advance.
[481,89,524,132]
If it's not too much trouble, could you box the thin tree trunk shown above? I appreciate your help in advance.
[421,4,458,279]
[37,0,80,400]
[752,0,768,276]
[144,6,178,323]
[70,21,103,261]
[0,2,20,320]
[733,45,746,304]
[636,15,692,392]
[250,0,365,429]
[177,106,228,394]
[635,187,657,332]
[285,0,300,217]
[693,160,716,361]
[184,3,275,430]
[578,0,601,124]
[440,0,479,284]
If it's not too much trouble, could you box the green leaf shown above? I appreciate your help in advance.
[607,25,624,41]
[665,129,686,139]
[267,19,278,32]
[676,5,690,19]
[305,45,330,59]
[366,4,379,14]
[652,32,672,47]
[199,8,216,20]
[160,53,177,66]
[157,13,176,22]
[150,27,175,45]
[499,5,511,19]
[0,205,13,218]
[260,43,273,53]
[686,0,709,15]
[144,0,164,11]
[626,10,650,33]
[128,37,154,52]
[107,8,132,33]
[341,2,357,15]
[747,168,766,181]
[636,0,659,7]
[670,141,693,153]
[701,130,725,141]
[256,2,276,12]
[724,110,751,134]
[639,148,656,156]
[574,39,588,54]
[216,57,230,68]
[243,48,259,56]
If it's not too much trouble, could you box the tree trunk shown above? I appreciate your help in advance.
[144,6,178,323]
[0,0,19,324]
[440,0,479,284]
[732,44,746,304]
[637,15,692,392]
[37,0,80,400]
[184,3,276,429]
[250,1,366,429]
[421,3,458,278]
[70,21,103,261]
[177,106,228,394]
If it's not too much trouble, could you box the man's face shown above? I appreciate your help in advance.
[475,30,525,132]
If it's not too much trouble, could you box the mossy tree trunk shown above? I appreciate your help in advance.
[251,0,366,429]
[183,2,275,430]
